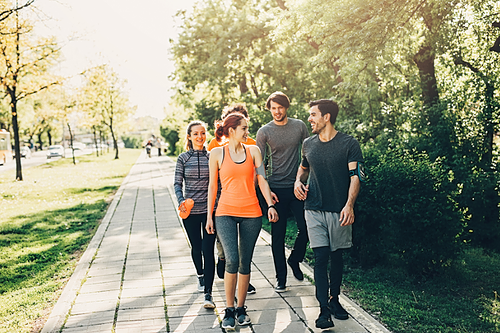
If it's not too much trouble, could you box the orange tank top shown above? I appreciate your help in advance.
[215,146,262,217]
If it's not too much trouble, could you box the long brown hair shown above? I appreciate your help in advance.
[214,113,246,142]
[185,121,207,150]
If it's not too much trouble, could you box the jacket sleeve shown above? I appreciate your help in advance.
[173,155,185,206]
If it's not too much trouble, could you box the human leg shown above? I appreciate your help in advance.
[182,214,203,275]
[289,194,308,263]
[270,188,289,287]
[215,216,239,308]
[328,249,348,319]
[236,217,262,325]
[312,246,331,308]
[201,216,216,294]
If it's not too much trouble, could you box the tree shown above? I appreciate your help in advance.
[80,65,134,159]
[0,4,61,180]
[169,0,335,131]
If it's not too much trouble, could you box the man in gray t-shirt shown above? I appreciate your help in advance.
[294,99,363,329]
[256,91,309,292]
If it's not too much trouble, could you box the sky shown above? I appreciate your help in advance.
[31,0,198,120]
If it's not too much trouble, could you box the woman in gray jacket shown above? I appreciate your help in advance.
[174,121,216,309]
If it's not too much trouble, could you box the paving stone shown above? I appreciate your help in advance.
[42,155,389,333]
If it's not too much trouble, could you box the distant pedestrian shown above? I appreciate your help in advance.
[256,91,309,292]
[145,140,152,158]
[294,99,364,329]
[206,113,278,330]
[207,103,257,294]
[174,121,217,309]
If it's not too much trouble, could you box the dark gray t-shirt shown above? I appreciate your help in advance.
[301,132,363,213]
[256,118,309,188]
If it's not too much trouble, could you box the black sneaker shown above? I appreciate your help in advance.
[203,293,215,309]
[236,306,251,325]
[216,257,225,279]
[315,306,334,329]
[275,282,286,293]
[329,296,349,320]
[222,307,236,330]
[247,283,256,294]
[287,257,304,281]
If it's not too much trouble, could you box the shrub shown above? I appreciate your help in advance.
[354,148,464,276]
[121,135,142,149]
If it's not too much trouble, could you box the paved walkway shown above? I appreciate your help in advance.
[42,153,390,333]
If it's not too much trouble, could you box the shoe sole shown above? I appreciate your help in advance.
[221,324,235,331]
[333,313,349,320]
[247,290,256,294]
[203,302,215,309]
[238,319,251,326]
[316,322,335,329]
[275,288,287,293]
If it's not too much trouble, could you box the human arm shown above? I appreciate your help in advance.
[255,130,278,203]
[206,148,221,234]
[250,146,279,222]
[339,161,361,226]
[173,155,186,209]
[294,165,310,201]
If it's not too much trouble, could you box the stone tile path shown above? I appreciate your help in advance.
[42,153,390,333]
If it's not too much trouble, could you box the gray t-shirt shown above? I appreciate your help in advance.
[256,118,309,188]
[301,132,363,213]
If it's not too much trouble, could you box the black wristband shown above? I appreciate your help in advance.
[268,205,276,211]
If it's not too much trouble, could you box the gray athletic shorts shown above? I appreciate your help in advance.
[305,210,352,251]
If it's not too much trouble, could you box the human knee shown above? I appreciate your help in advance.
[313,246,330,266]
[225,259,239,274]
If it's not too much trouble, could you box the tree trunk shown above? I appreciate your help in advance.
[11,94,22,181]
[46,129,51,147]
[68,123,76,165]
[93,126,99,157]
[110,124,118,159]
[414,45,439,111]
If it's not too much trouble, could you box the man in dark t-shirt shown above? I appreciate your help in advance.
[294,99,363,329]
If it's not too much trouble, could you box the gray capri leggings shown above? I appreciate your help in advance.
[215,216,262,275]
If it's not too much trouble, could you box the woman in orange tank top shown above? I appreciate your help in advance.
[206,113,278,329]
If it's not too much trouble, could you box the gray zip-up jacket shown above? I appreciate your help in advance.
[174,148,209,215]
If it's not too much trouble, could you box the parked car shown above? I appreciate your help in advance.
[46,145,65,159]
[13,146,31,159]
[71,142,86,150]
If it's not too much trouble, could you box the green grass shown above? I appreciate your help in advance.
[0,149,141,333]
[262,218,500,333]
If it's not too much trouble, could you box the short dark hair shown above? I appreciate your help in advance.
[309,99,339,124]
[222,103,249,119]
[266,91,290,110]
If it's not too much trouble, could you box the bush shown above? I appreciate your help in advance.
[354,148,464,276]
[121,135,142,149]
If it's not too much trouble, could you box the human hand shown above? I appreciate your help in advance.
[271,192,279,204]
[294,181,308,201]
[206,218,215,234]
[339,205,355,226]
[268,207,279,223]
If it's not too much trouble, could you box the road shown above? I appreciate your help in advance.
[0,148,93,173]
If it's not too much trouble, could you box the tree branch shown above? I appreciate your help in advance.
[276,0,287,10]
[0,0,35,22]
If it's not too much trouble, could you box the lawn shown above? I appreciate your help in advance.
[262,218,500,333]
[0,149,141,333]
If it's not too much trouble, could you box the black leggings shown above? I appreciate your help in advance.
[313,247,344,308]
[182,213,216,293]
